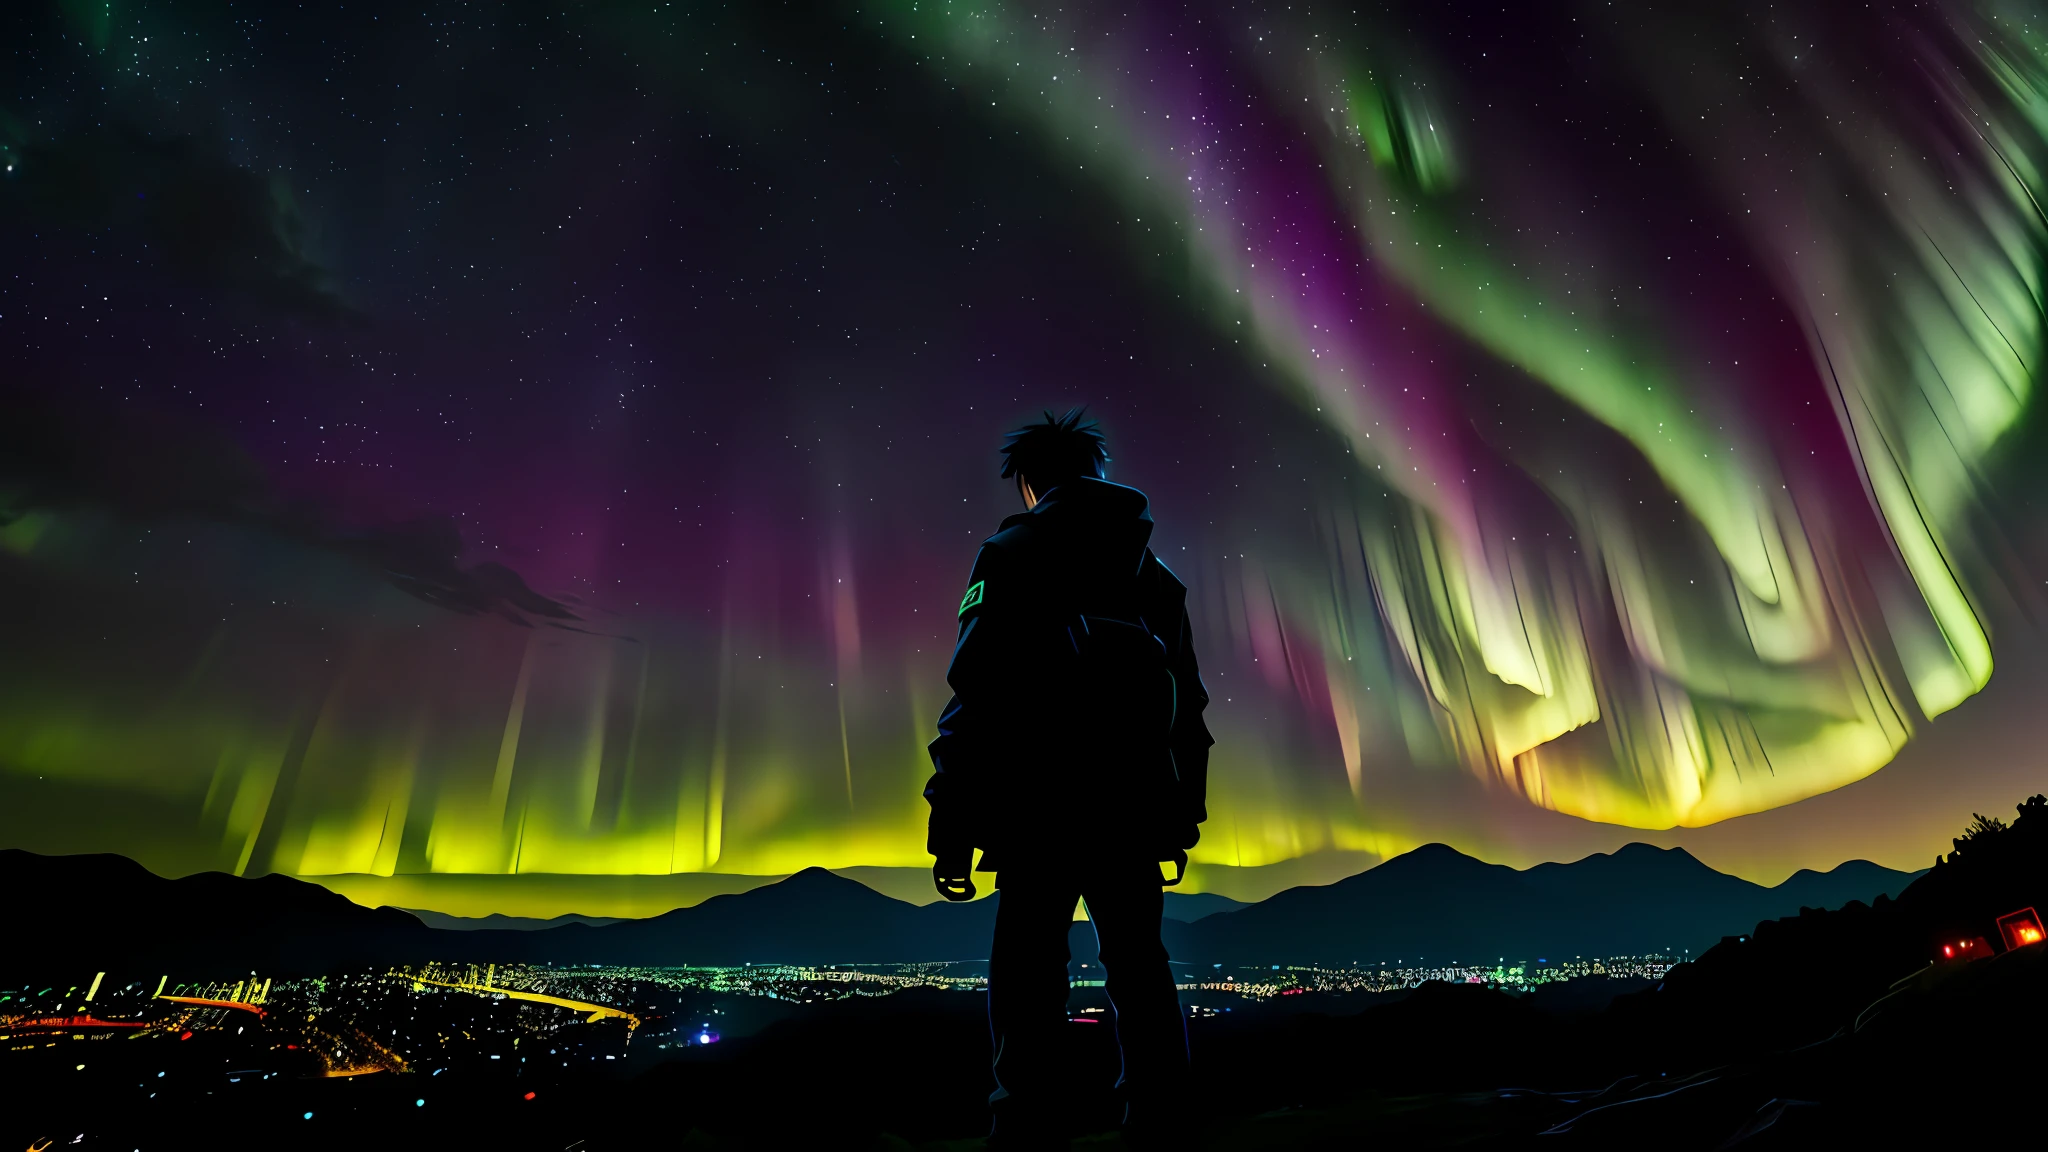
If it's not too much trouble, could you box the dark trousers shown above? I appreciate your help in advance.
[987,860,1191,1133]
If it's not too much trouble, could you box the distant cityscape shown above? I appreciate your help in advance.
[3,953,1680,1081]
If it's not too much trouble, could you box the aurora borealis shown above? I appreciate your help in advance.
[5,1,2048,916]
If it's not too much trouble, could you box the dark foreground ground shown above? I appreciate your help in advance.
[15,796,2048,1149]
[9,943,2044,1151]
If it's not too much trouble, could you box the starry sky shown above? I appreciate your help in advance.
[5,0,2048,916]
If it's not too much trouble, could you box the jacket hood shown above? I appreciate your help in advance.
[1004,476,1154,577]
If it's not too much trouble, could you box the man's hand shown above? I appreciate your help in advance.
[932,848,977,902]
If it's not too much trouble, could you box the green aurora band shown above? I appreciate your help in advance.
[863,0,2045,827]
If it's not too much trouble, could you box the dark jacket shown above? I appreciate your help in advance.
[925,477,1213,872]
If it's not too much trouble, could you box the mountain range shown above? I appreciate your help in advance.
[0,844,1922,976]
[402,889,1245,930]
[402,909,626,931]
[1164,842,1921,965]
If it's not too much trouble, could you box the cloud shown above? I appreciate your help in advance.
[348,518,580,627]
[2,124,358,322]
[0,390,577,626]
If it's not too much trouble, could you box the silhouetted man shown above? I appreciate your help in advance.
[926,409,1213,1151]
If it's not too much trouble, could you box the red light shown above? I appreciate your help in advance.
[1996,907,2045,951]
[1940,936,1991,961]
[286,1044,298,1050]
[523,1091,537,1101]
[179,1031,193,1041]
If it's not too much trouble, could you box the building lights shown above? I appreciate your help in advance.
[1996,907,2044,951]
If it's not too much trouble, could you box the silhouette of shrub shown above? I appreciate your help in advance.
[1617,793,2048,1066]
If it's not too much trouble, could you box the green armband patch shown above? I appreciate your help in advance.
[958,580,985,616]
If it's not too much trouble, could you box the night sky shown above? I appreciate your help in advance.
[6,1,2048,917]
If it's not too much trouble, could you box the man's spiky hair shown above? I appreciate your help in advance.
[998,407,1110,490]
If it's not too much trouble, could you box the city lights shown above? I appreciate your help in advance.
[1,952,1679,1081]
